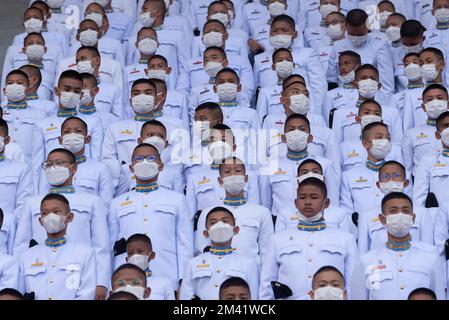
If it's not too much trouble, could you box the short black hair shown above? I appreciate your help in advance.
[30,1,50,12]
[282,74,306,90]
[284,114,311,132]
[203,19,226,32]
[219,277,250,298]
[24,6,44,18]
[58,70,82,87]
[379,160,406,177]
[359,99,382,114]
[107,291,139,300]
[271,14,295,30]
[389,12,406,22]
[355,64,379,78]
[378,0,395,10]
[0,288,24,300]
[79,18,100,30]
[346,9,368,27]
[195,102,224,122]
[140,120,167,137]
[111,263,147,286]
[436,111,449,132]
[131,78,156,92]
[61,117,88,134]
[297,159,323,176]
[205,206,235,226]
[126,233,153,250]
[339,50,362,65]
[204,46,227,58]
[423,83,448,98]
[215,67,239,82]
[381,192,413,213]
[218,156,245,175]
[150,78,167,93]
[24,32,45,46]
[408,287,437,300]
[272,48,292,62]
[80,72,98,87]
[76,45,101,58]
[48,148,76,164]
[297,177,328,198]
[312,266,345,287]
[420,47,444,62]
[137,26,157,39]
[6,69,29,84]
[400,20,425,38]
[211,123,234,137]
[362,122,389,140]
[19,64,42,87]
[148,54,168,66]
[0,118,9,136]
[403,52,419,62]
[41,193,70,212]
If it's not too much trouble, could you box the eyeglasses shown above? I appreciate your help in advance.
[41,160,71,169]
[379,172,404,182]
[132,155,157,163]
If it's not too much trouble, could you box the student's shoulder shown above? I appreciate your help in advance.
[413,241,439,256]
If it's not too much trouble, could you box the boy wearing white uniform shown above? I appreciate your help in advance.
[308,266,348,300]
[0,209,19,290]
[180,206,260,300]
[18,193,96,300]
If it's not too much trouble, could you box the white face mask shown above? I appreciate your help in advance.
[385,26,401,42]
[140,12,156,27]
[385,212,413,238]
[208,140,233,163]
[24,18,43,33]
[114,285,145,300]
[289,94,310,115]
[275,60,294,79]
[76,60,94,74]
[203,31,223,47]
[210,12,229,26]
[404,63,421,81]
[379,181,404,195]
[193,120,211,141]
[62,133,85,153]
[26,44,45,62]
[42,213,67,234]
[204,61,223,78]
[320,4,339,18]
[132,94,155,114]
[0,137,5,154]
[285,129,309,152]
[357,79,379,99]
[133,159,159,180]
[369,139,392,160]
[425,99,448,119]
[435,8,449,24]
[128,254,149,271]
[268,1,286,16]
[85,12,103,27]
[421,64,439,82]
[208,221,234,243]
[222,175,246,196]
[59,91,81,109]
[5,84,26,102]
[45,165,70,186]
[138,38,158,55]
[216,83,238,102]
[326,23,344,40]
[80,88,93,105]
[79,29,98,46]
[297,172,324,184]
[297,210,323,223]
[360,114,382,128]
[143,136,166,154]
[93,0,110,8]
[379,11,392,27]
[314,286,344,300]
[147,69,167,81]
[402,43,422,54]
[47,0,63,9]
[441,127,449,146]
[338,70,355,84]
[348,34,368,47]
[269,34,292,49]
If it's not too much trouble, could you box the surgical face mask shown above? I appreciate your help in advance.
[5,84,27,102]
[80,88,93,105]
[204,61,223,78]
[402,43,422,54]
[425,99,448,119]
[45,166,70,186]
[379,180,404,195]
[269,34,292,49]
[435,8,449,24]
[79,29,98,46]
[216,83,238,102]
[338,70,355,84]
[297,210,323,223]
[275,60,294,79]
[357,79,378,99]
[285,129,309,152]
[62,133,85,153]
[289,94,310,115]
[385,213,413,238]
[320,4,338,18]
[59,91,81,109]
[193,120,211,141]
[85,12,103,27]
[143,136,166,154]
[379,11,392,27]
[326,23,344,40]
[421,64,439,82]
[128,254,149,271]
[114,285,145,300]
[0,137,4,154]
[76,60,94,74]
[25,44,45,62]
[404,63,421,81]
[297,172,324,184]
[222,175,246,196]
[24,18,43,33]
[347,34,368,47]
[385,26,401,42]
[208,221,234,243]
[268,1,286,16]
[369,139,392,160]
[203,31,223,47]
[441,127,449,146]
[314,286,344,300]
[208,140,233,163]
[93,0,110,7]
[140,12,156,27]
[210,12,229,26]
[132,94,155,114]
[47,0,63,9]
[138,38,158,55]
[42,213,67,234]
[147,69,167,81]
[133,159,159,180]
[360,114,382,128]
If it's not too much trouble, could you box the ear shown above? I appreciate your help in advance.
[412,212,416,224]
[436,131,441,140]
[271,63,276,71]
[294,197,300,209]
[166,66,172,75]
[307,134,313,144]
[379,213,386,225]
[84,135,91,145]
[129,164,134,173]
[58,136,63,145]
[376,181,380,189]
[135,40,139,49]
[309,290,315,300]
[323,198,330,209]
[203,230,209,238]
[158,162,164,172]
[293,30,298,40]
[404,179,409,188]
[164,140,168,148]
[137,137,143,144]
[38,216,43,227]
[232,144,236,152]
[223,32,229,42]
[378,81,382,89]
[54,87,60,97]
[69,163,77,176]
[44,46,48,54]
[148,251,156,261]
[361,138,370,149]
[213,85,217,93]
[355,115,361,123]
[233,225,239,235]
[343,290,348,300]
[352,80,358,88]
[3,136,10,145]
[280,96,287,106]
[144,69,149,77]
[237,84,241,92]
[244,174,249,183]
[66,211,74,223]
[76,33,80,41]
[421,103,426,113]
[144,287,151,299]
[21,47,26,54]
[218,176,224,185]
[223,59,229,68]
[281,134,286,143]
[92,86,99,96]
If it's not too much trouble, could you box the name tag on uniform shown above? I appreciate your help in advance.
[31,261,44,267]
[200,88,210,95]
[197,263,210,268]
[355,177,368,183]
[198,178,210,185]
[68,63,77,68]
[434,162,446,167]
[347,150,359,158]
[193,60,202,65]
[120,200,133,206]
[429,33,438,39]
[290,215,299,221]
[371,217,380,223]
[130,69,140,74]
[346,112,357,118]
[334,93,343,100]
[46,126,58,132]
[370,264,386,271]
[120,129,133,135]
[274,169,287,175]
[416,133,428,139]
[261,59,269,64]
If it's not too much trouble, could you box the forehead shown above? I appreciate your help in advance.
[59,77,82,88]
[6,74,28,83]
[133,145,158,156]
[221,160,244,169]
[420,51,438,60]
[48,151,70,161]
[86,3,103,12]
[76,49,95,59]
[360,102,381,112]
[380,163,403,174]
[356,68,378,77]
[384,198,411,209]
[142,123,166,134]
[216,71,237,80]
[286,117,308,128]
[366,124,388,135]
[424,88,447,97]
[314,270,343,282]
[298,184,323,194]
[133,82,155,91]
[25,8,44,17]
[274,50,292,60]
[207,210,233,222]
[205,48,225,58]
[138,28,157,37]
[210,128,232,140]
[113,269,145,282]
[25,34,44,43]
[209,2,227,11]
[41,198,67,210]
[271,20,294,30]
[149,57,166,65]
[127,239,150,250]
[62,118,85,129]
[300,162,322,171]
[285,83,307,93]
[80,20,98,29]
[326,13,344,21]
